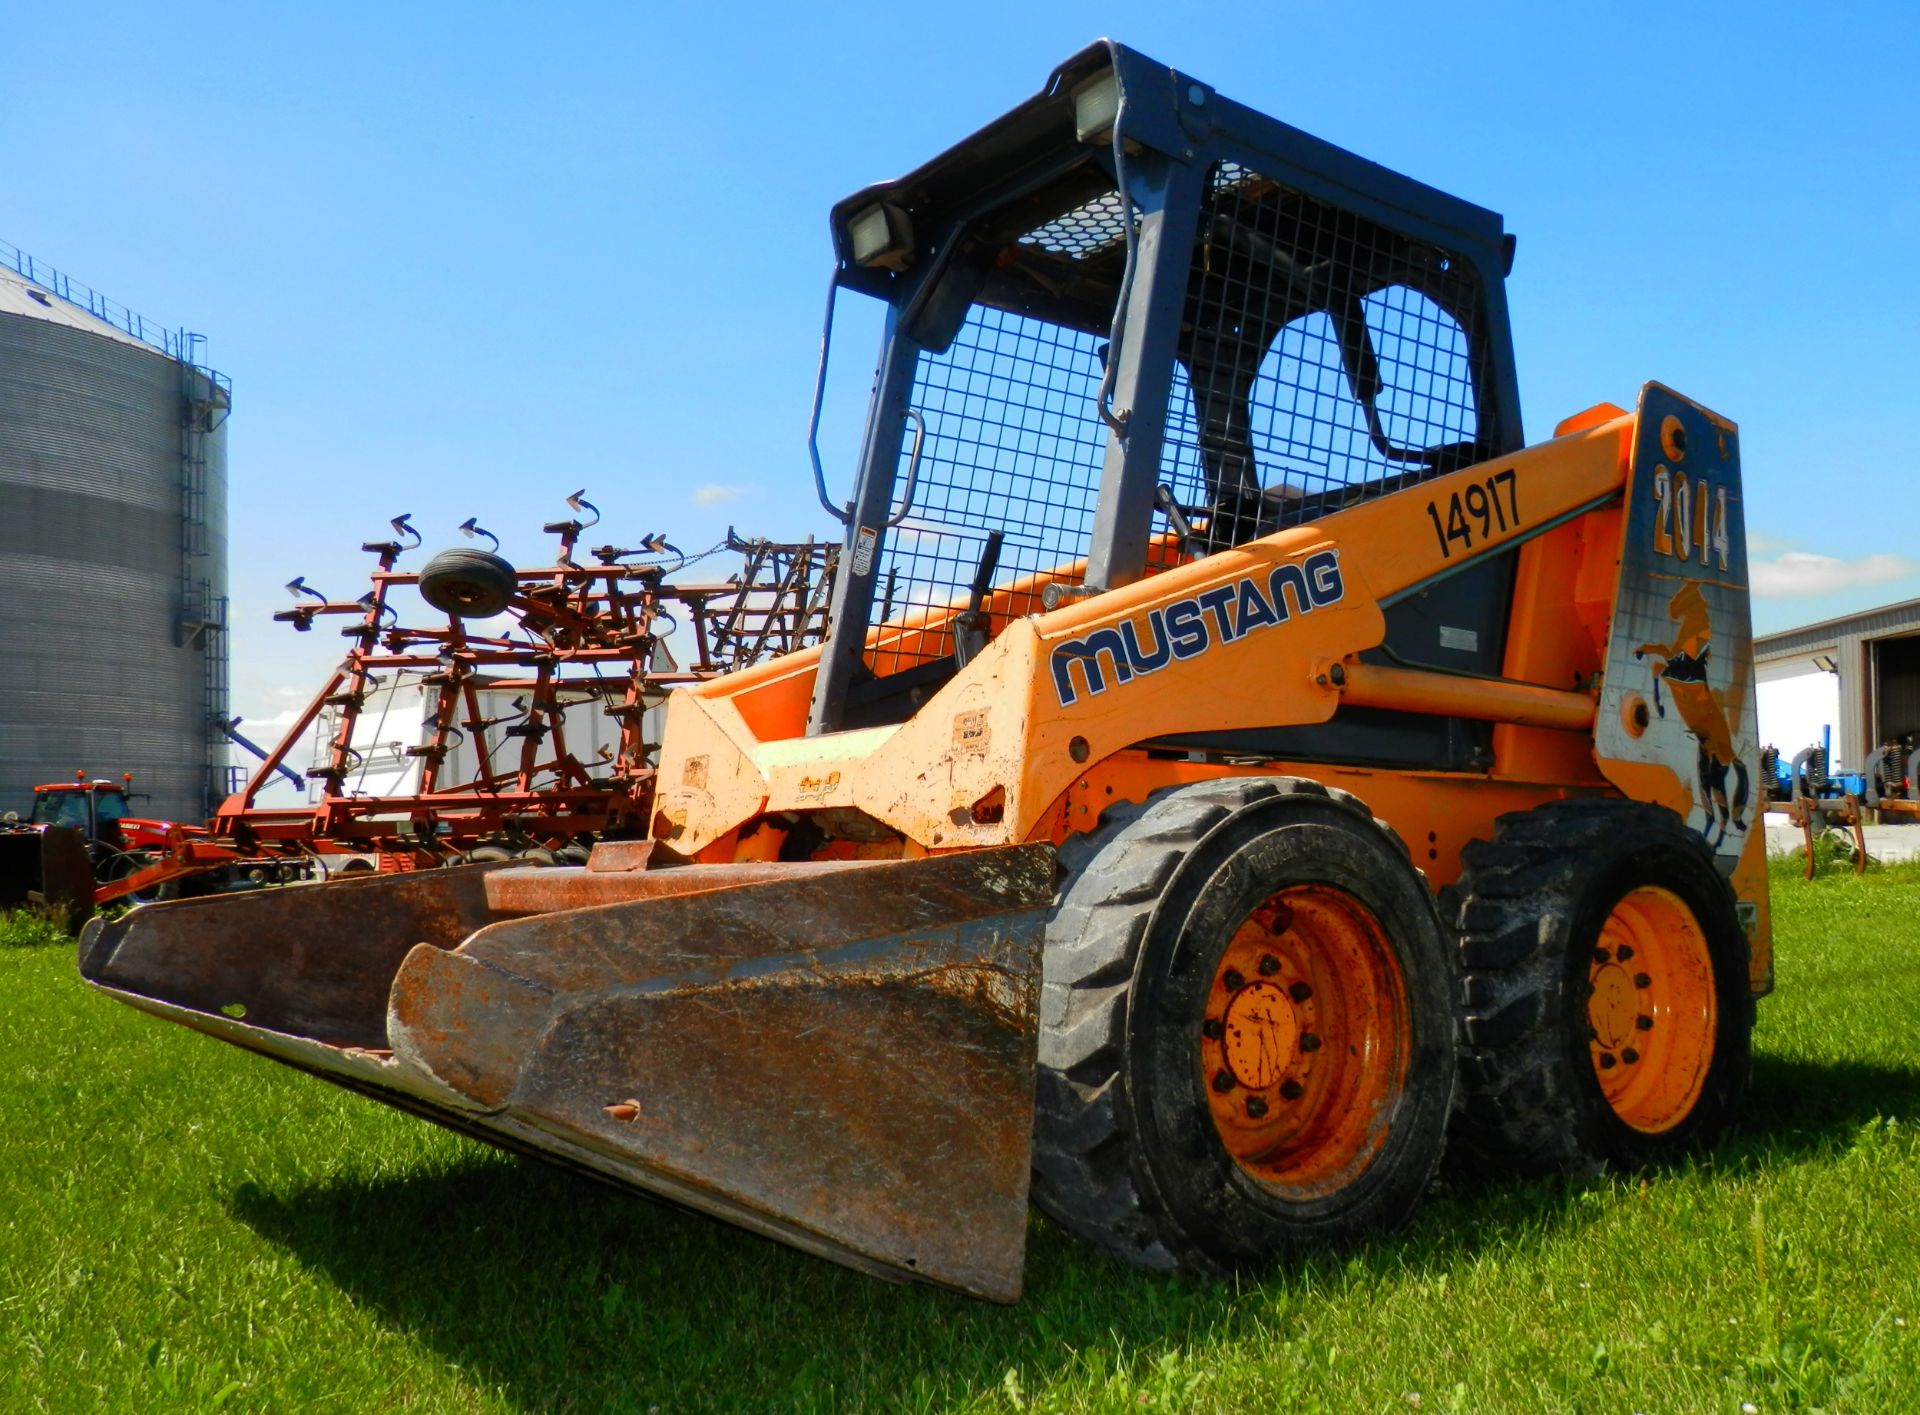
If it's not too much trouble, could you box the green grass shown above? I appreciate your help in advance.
[5,862,1920,1413]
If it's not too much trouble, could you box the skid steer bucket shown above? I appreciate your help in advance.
[79,846,1055,1300]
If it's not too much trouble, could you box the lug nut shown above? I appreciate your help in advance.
[1622,1048,1640,1065]
[1246,1095,1269,1118]
[1616,945,1635,962]
[1289,981,1313,1003]
[1223,969,1244,992]
[1280,1079,1305,1100]
[1202,1018,1223,1040]
[1636,1015,1653,1031]
[1634,972,1653,989]
[1299,1033,1321,1053]
[1212,1069,1235,1093]
[1593,947,1611,964]
[1258,954,1280,976]
[1599,1053,1617,1070]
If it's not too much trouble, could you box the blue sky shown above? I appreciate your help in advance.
[8,1,1917,766]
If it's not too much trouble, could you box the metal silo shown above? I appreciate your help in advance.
[0,245,230,824]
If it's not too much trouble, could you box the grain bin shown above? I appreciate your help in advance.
[0,246,229,822]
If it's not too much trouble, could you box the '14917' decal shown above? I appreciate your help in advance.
[1424,469,1519,560]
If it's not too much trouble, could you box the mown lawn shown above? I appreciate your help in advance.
[4,860,1919,1414]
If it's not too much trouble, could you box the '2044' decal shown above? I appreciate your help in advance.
[1652,464,1731,570]
[1424,468,1519,559]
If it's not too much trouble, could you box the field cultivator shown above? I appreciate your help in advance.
[1861,742,1920,821]
[1767,740,1920,879]
[97,497,836,904]
[1769,745,1868,878]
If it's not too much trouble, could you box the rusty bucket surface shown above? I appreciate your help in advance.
[78,845,1055,1300]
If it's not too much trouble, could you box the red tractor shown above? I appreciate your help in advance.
[0,773,267,930]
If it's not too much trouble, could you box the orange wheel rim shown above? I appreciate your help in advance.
[1587,885,1717,1133]
[1199,884,1410,1198]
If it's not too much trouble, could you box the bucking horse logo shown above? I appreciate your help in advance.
[1634,580,1751,849]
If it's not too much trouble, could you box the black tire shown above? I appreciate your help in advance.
[97,848,167,905]
[97,847,154,881]
[1032,777,1457,1273]
[462,845,514,864]
[1445,797,1753,1175]
[419,548,518,619]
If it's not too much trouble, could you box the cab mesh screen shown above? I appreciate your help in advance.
[1156,163,1484,551]
[864,161,1485,675]
[866,307,1109,676]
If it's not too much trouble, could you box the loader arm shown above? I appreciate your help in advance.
[653,409,1628,859]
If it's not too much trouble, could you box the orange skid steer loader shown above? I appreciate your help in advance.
[81,42,1768,1302]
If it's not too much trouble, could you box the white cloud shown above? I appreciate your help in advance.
[692,484,743,507]
[1751,550,1915,598]
[233,706,311,731]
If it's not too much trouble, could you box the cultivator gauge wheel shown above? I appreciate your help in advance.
[418,547,519,619]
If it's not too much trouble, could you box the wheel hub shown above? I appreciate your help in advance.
[1222,980,1300,1090]
[1588,962,1638,1050]
[1585,885,1717,1133]
[1199,884,1408,1197]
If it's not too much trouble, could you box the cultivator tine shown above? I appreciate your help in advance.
[79,846,1055,1301]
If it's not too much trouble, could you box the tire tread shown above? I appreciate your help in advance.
[1031,777,1434,1270]
[1448,797,1751,1175]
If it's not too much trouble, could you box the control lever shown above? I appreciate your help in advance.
[951,530,1004,668]
[1153,484,1209,557]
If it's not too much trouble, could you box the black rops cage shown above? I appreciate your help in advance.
[806,42,1525,743]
